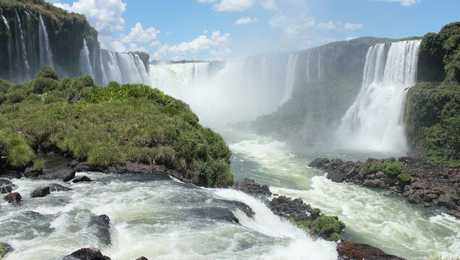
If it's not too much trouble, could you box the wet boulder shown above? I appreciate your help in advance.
[4,192,22,205]
[136,257,148,260]
[63,171,76,182]
[64,248,111,260]
[188,207,240,224]
[49,183,72,192]
[31,186,51,198]
[88,215,111,245]
[337,241,405,260]
[73,176,93,183]
[0,179,17,194]
[234,179,272,197]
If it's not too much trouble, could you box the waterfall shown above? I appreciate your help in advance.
[99,51,149,85]
[337,40,421,154]
[280,54,299,105]
[79,39,95,79]
[16,12,30,78]
[2,15,9,30]
[38,15,54,68]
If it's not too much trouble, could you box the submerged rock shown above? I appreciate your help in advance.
[49,183,72,192]
[234,179,272,197]
[4,192,22,205]
[0,242,13,258]
[88,215,111,245]
[136,257,148,260]
[31,186,51,198]
[337,241,405,260]
[0,179,17,194]
[64,248,111,260]
[188,207,240,224]
[72,176,93,183]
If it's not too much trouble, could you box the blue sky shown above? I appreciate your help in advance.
[49,0,460,60]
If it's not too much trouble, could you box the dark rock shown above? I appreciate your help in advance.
[269,196,315,220]
[216,199,255,218]
[64,248,111,260]
[4,192,22,205]
[0,242,13,258]
[88,215,111,245]
[136,257,148,260]
[188,207,239,223]
[0,179,17,194]
[73,176,93,183]
[63,171,76,182]
[234,179,272,197]
[49,184,72,192]
[310,157,460,219]
[337,241,405,260]
[31,186,51,198]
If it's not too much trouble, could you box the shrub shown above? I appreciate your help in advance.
[0,74,233,187]
[364,160,402,177]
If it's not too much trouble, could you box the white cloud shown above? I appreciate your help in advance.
[154,31,231,60]
[197,0,277,12]
[111,23,160,52]
[378,0,418,6]
[216,0,254,12]
[235,17,258,25]
[344,22,363,31]
[50,0,127,34]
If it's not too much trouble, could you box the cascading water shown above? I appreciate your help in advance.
[1,15,9,30]
[280,54,299,106]
[79,39,95,79]
[15,11,30,79]
[117,53,149,84]
[38,15,54,68]
[337,40,421,155]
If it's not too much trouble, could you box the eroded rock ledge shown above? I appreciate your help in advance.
[234,178,404,260]
[310,157,460,219]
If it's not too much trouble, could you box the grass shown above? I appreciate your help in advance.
[0,68,233,187]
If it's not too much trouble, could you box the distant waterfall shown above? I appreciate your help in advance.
[79,39,95,79]
[99,51,149,85]
[280,54,299,105]
[337,40,421,154]
[38,15,54,68]
[15,12,30,78]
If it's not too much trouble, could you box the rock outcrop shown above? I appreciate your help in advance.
[310,157,460,218]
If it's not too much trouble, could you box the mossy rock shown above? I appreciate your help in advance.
[291,214,346,241]
[0,242,12,259]
[364,160,402,177]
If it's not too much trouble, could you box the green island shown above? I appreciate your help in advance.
[0,67,233,188]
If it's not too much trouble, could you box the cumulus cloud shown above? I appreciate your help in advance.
[50,0,127,34]
[235,17,258,25]
[197,0,277,12]
[111,23,160,52]
[154,31,231,60]
[378,0,418,6]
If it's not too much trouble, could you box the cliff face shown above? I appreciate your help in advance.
[405,22,460,166]
[0,0,150,84]
[254,37,388,148]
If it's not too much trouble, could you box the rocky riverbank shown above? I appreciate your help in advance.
[234,179,404,260]
[310,157,460,219]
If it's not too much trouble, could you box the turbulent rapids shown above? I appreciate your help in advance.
[1,3,460,259]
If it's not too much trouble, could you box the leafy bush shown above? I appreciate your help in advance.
[364,160,402,177]
[405,83,460,167]
[0,68,233,187]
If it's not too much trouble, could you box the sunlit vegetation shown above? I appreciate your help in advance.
[0,67,233,187]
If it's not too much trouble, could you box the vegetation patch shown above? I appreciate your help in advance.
[364,160,402,177]
[291,214,346,242]
[0,68,233,187]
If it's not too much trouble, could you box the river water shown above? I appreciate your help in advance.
[1,131,459,260]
